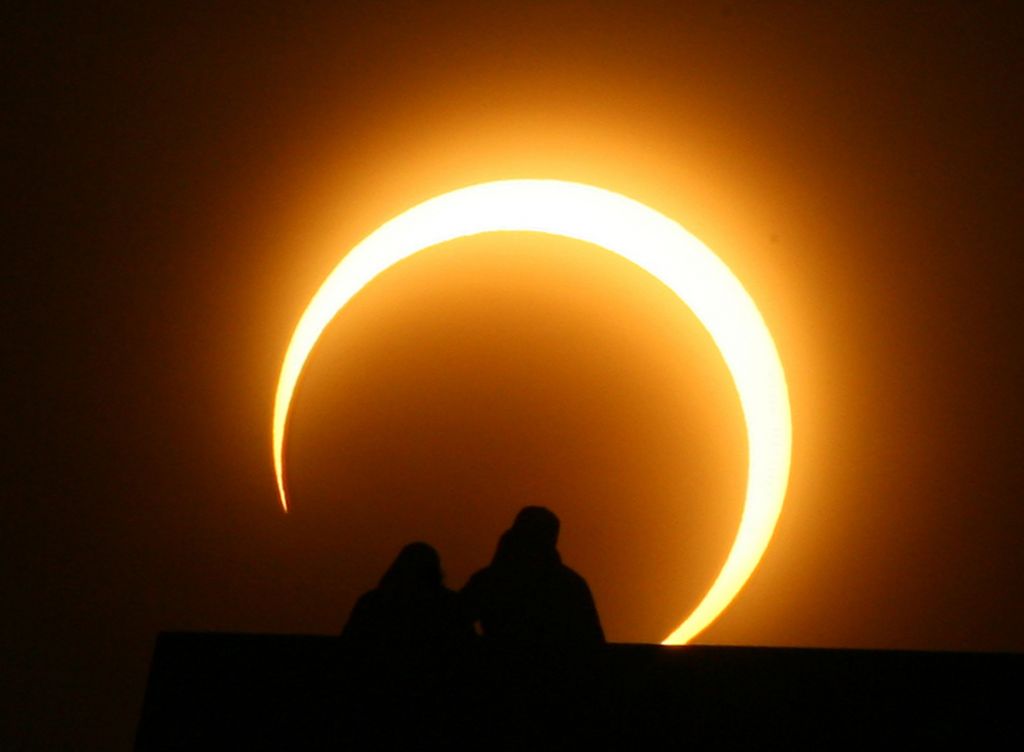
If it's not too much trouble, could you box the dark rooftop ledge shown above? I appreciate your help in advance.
[136,632,1022,749]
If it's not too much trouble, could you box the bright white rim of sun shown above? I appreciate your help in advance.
[272,179,791,645]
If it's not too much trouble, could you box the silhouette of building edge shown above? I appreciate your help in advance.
[135,632,1021,749]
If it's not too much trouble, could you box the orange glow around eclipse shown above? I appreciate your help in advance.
[273,180,792,644]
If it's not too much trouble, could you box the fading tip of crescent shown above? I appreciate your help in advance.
[274,403,290,513]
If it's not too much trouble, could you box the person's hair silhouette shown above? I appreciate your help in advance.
[342,542,474,652]
[460,507,604,646]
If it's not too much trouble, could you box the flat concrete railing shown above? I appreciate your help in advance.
[136,632,1021,749]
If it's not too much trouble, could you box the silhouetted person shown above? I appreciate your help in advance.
[342,542,474,652]
[460,507,604,646]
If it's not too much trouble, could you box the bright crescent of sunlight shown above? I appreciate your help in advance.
[272,179,792,644]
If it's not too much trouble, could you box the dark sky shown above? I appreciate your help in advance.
[5,2,1023,748]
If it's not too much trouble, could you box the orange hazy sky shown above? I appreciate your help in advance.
[5,3,1023,747]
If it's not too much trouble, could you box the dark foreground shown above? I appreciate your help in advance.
[136,633,1021,749]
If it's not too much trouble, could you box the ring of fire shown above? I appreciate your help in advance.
[272,179,792,644]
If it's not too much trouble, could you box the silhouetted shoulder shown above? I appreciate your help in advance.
[460,566,493,599]
[557,564,604,645]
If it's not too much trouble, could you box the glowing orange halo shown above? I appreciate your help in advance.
[273,180,791,644]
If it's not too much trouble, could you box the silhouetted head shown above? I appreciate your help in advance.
[378,542,443,594]
[491,506,562,568]
[511,506,560,549]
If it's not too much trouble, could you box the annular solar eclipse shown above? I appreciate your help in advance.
[273,179,792,644]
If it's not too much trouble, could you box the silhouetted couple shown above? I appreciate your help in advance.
[342,506,604,650]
